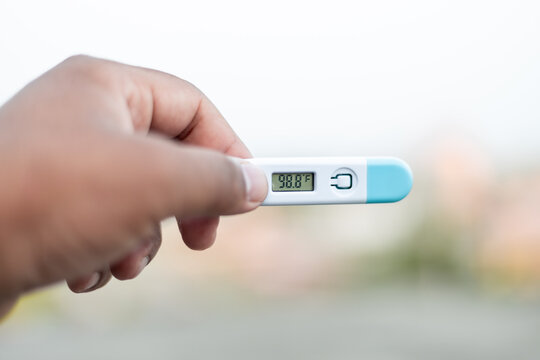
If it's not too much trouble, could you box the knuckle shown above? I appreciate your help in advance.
[59,55,117,90]
[62,54,93,66]
[61,55,102,75]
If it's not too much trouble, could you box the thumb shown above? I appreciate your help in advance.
[117,134,268,221]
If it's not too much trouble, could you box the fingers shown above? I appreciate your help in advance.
[23,119,266,297]
[110,225,161,280]
[119,60,255,251]
[115,59,255,252]
[109,242,154,280]
[66,268,112,293]
[65,224,161,293]
[57,56,257,256]
[178,217,220,250]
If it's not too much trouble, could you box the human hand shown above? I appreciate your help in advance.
[0,56,267,313]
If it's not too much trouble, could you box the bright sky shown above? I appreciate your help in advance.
[1,0,539,166]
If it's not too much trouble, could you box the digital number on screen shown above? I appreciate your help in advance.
[272,173,314,192]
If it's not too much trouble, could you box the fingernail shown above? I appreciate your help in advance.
[82,272,100,292]
[241,162,268,203]
[137,256,150,275]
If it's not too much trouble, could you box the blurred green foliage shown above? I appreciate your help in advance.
[343,216,477,287]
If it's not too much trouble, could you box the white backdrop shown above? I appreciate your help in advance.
[1,0,539,164]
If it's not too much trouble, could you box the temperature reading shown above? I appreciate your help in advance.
[272,173,314,192]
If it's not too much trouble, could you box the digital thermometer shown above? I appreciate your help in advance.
[245,157,413,205]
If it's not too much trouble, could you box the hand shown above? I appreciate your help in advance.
[0,56,267,313]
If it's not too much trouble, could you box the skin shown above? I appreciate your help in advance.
[0,56,268,318]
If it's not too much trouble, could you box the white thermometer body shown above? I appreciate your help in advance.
[245,157,413,206]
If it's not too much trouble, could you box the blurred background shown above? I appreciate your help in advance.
[1,0,540,358]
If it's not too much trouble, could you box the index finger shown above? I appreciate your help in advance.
[122,63,251,158]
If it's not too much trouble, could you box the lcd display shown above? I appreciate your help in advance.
[272,173,314,192]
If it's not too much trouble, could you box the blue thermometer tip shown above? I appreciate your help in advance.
[366,158,413,203]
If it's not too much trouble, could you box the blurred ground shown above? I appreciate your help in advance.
[2,145,540,359]
[2,287,540,360]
